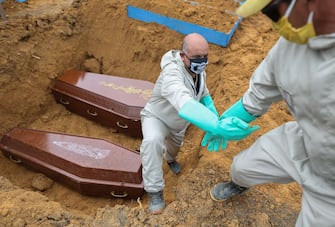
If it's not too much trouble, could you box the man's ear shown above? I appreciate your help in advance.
[180,52,186,62]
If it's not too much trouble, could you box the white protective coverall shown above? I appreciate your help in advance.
[140,50,210,193]
[231,34,335,227]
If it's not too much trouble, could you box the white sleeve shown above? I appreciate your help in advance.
[161,70,193,111]
[243,40,284,116]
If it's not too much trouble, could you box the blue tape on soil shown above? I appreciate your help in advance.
[127,5,242,47]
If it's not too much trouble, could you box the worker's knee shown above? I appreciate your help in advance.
[230,157,250,187]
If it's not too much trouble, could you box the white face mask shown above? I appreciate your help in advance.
[188,57,208,74]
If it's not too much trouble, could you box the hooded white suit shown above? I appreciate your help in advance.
[231,34,335,227]
[140,50,210,193]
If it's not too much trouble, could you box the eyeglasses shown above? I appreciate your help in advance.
[184,53,208,60]
[261,0,292,22]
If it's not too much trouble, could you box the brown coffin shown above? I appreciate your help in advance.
[0,128,144,199]
[51,70,154,138]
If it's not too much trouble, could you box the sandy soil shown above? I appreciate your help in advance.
[0,0,301,226]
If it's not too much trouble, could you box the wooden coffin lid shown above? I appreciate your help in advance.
[0,128,142,184]
[51,70,154,119]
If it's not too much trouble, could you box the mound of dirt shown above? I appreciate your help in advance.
[0,0,300,226]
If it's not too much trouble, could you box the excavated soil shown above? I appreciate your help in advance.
[0,0,301,226]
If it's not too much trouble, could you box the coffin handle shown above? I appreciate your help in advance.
[87,109,98,116]
[9,155,22,164]
[116,121,129,129]
[59,98,70,105]
[111,191,128,198]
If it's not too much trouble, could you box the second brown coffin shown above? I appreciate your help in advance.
[0,128,144,199]
[51,70,154,138]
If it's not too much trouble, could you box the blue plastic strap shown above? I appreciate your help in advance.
[127,5,242,47]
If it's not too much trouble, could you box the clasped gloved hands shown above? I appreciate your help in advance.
[201,117,259,152]
[201,98,260,152]
[178,98,260,153]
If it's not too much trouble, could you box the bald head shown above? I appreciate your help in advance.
[181,33,209,57]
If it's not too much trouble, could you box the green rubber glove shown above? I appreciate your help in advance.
[201,98,259,152]
[199,95,219,151]
[178,99,259,140]
[201,133,228,151]
[216,117,259,140]
[200,95,218,117]
[219,98,257,122]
